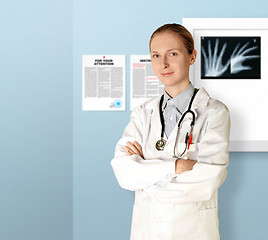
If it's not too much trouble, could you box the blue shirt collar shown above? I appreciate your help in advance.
[162,82,195,113]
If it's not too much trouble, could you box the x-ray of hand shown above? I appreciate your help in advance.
[202,38,260,77]
[230,42,260,74]
[201,38,230,77]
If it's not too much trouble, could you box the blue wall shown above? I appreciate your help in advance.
[0,1,72,240]
[73,1,268,240]
[1,0,268,240]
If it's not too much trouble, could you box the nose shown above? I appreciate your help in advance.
[161,55,169,68]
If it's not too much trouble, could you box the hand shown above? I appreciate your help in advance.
[123,141,144,159]
[201,38,230,77]
[230,41,260,74]
[175,159,197,174]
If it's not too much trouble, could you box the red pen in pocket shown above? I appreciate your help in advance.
[187,133,193,150]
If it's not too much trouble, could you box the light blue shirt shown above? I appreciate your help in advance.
[162,83,195,138]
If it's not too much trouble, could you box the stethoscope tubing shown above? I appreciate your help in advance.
[156,88,199,158]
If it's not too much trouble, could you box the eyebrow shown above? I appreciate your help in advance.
[151,48,181,53]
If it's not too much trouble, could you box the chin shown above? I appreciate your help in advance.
[160,79,180,86]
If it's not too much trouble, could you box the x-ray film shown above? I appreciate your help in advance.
[201,36,261,79]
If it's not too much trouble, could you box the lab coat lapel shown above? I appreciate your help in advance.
[191,87,210,142]
[143,87,210,149]
[145,95,166,144]
[192,87,210,110]
[166,87,210,145]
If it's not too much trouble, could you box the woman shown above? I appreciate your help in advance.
[111,23,230,240]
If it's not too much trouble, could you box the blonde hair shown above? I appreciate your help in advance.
[149,23,194,55]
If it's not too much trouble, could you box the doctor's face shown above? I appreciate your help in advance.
[150,32,196,92]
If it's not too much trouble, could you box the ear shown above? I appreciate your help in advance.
[189,49,197,65]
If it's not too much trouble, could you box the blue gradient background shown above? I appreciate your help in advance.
[0,1,72,240]
[1,0,268,240]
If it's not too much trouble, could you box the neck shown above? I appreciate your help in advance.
[165,80,190,98]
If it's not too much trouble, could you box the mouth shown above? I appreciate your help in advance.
[161,72,174,77]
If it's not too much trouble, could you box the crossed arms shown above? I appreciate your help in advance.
[111,104,230,203]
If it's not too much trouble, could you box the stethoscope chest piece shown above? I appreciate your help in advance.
[155,139,166,151]
[155,88,199,156]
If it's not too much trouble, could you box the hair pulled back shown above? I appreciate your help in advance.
[149,23,194,55]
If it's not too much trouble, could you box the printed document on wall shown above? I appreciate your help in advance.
[82,55,125,111]
[130,55,164,110]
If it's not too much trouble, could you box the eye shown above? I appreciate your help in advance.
[170,52,177,56]
[152,54,159,58]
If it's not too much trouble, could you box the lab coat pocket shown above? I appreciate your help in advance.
[198,206,218,219]
[186,142,199,160]
[198,207,220,240]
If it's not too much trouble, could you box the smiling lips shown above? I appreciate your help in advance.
[161,72,174,77]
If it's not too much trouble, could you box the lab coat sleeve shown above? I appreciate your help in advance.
[111,106,175,191]
[143,105,231,203]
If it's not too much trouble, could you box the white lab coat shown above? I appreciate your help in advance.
[111,87,231,240]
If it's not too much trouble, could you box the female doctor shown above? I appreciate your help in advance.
[111,23,230,240]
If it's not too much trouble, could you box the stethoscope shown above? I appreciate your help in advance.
[155,88,199,159]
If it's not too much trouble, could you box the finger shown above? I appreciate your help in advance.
[126,146,136,155]
[244,55,260,60]
[218,42,227,60]
[127,141,138,153]
[133,141,142,155]
[212,38,219,68]
[133,142,143,158]
[241,46,258,56]
[126,141,139,155]
[201,47,209,70]
[237,41,249,55]
[231,43,240,58]
[241,66,252,71]
[123,146,130,155]
[208,40,212,68]
[123,146,135,156]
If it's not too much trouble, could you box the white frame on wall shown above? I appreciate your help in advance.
[182,18,268,151]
